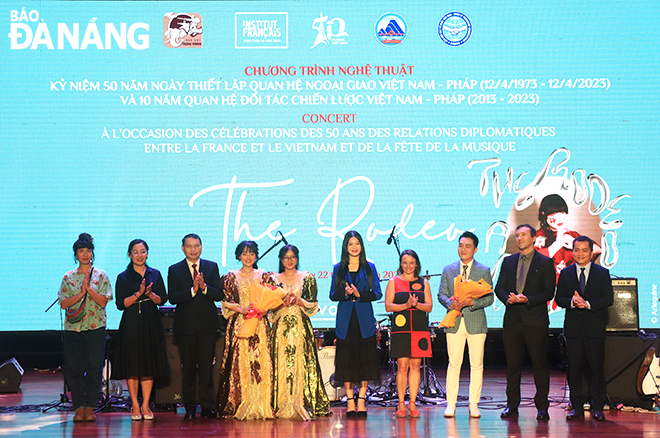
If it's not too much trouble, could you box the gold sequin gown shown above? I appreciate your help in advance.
[271,273,330,420]
[216,270,276,419]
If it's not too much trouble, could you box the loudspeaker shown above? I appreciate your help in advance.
[0,357,24,393]
[154,332,225,405]
[604,334,656,409]
[607,278,638,332]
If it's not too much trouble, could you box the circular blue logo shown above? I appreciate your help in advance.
[438,12,472,46]
[374,13,408,47]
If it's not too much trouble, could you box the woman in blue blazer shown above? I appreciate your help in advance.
[330,231,382,417]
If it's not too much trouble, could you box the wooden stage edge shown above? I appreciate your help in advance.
[1,368,660,437]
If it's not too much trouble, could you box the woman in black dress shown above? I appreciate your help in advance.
[112,239,169,421]
[384,249,433,417]
[329,231,382,418]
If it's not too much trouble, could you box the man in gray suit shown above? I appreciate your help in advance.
[438,231,494,418]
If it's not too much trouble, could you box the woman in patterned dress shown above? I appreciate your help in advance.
[216,241,277,419]
[271,245,330,420]
[384,249,433,418]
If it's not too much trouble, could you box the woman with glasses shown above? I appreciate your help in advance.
[271,244,330,420]
[112,239,169,421]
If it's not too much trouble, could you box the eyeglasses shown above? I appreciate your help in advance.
[131,250,148,255]
[282,256,298,261]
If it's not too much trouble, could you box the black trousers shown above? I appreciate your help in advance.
[566,335,606,411]
[176,332,217,412]
[502,323,550,410]
[64,328,106,410]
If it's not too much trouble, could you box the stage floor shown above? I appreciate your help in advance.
[1,368,659,437]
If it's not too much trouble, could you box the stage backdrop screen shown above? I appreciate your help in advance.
[1,1,658,331]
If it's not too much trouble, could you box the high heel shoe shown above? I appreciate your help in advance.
[131,406,142,421]
[408,403,420,418]
[143,407,154,420]
[346,397,357,418]
[357,396,367,418]
[396,402,407,418]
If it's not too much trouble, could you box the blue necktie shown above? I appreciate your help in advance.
[579,267,586,294]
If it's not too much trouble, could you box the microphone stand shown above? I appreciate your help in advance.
[255,232,287,263]
[43,301,70,412]
[386,225,401,257]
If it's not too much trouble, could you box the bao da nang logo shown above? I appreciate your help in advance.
[374,13,407,47]
[164,13,202,48]
[438,12,472,46]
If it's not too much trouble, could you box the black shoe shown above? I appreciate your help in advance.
[500,407,519,419]
[592,410,606,421]
[566,409,584,420]
[536,409,550,421]
[356,396,367,418]
[200,409,218,419]
[183,412,196,420]
[346,410,357,418]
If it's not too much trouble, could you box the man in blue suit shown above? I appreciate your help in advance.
[555,236,613,421]
[438,231,493,418]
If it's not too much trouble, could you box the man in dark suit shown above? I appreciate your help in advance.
[168,233,223,419]
[555,236,613,421]
[495,224,556,421]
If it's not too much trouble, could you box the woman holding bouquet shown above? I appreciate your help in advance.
[216,241,277,419]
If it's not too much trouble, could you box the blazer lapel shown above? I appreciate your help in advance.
[468,262,481,282]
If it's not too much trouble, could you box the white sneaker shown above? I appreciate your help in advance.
[444,405,455,418]
[469,404,481,418]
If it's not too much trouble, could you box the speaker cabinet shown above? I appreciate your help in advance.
[153,332,224,405]
[605,334,656,409]
[607,278,638,332]
[0,357,24,393]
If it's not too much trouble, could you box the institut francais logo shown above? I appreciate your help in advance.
[438,12,472,46]
[163,13,202,48]
[235,12,288,49]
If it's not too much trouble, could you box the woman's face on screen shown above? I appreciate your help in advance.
[546,211,567,231]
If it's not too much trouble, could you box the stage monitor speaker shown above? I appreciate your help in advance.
[0,357,24,393]
[607,278,638,332]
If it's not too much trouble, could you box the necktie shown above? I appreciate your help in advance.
[517,258,525,293]
[192,263,198,279]
[579,267,586,293]
[462,264,468,280]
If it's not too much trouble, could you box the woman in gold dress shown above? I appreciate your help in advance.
[271,245,330,420]
[216,241,277,419]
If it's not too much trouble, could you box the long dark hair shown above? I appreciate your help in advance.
[73,233,94,264]
[334,231,373,293]
[396,249,421,277]
[278,244,299,273]
[235,240,259,269]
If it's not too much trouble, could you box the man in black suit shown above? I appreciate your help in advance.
[495,224,556,421]
[555,236,613,421]
[168,233,223,419]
